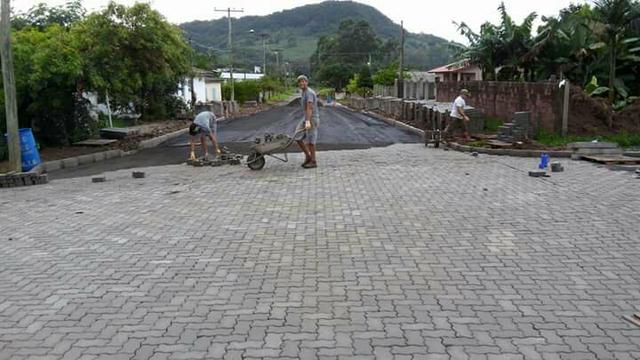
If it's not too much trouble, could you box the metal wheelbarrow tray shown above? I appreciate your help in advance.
[247,132,299,170]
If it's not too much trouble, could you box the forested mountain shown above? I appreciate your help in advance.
[180,1,455,73]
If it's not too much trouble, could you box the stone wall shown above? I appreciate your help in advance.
[436,81,562,132]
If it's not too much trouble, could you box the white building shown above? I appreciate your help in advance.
[178,69,223,105]
[218,72,264,81]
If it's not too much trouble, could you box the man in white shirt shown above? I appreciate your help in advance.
[445,89,471,141]
[189,111,221,160]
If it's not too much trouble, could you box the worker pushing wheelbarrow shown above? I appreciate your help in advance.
[247,74,320,170]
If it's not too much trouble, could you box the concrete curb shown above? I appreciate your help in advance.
[447,142,572,158]
[360,110,425,137]
[139,127,188,149]
[41,126,190,173]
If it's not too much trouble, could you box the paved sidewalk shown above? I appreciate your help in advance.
[1,144,639,360]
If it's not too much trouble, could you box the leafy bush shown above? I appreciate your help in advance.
[222,81,261,104]
[372,64,398,86]
[484,116,504,132]
[317,87,335,98]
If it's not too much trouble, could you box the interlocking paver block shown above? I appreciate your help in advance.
[1,144,639,360]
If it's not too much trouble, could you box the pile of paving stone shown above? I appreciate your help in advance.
[0,172,48,188]
[498,112,533,142]
[187,153,243,167]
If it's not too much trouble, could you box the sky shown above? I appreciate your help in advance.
[15,0,589,43]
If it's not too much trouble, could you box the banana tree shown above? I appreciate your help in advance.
[454,21,501,80]
[593,0,640,103]
[526,5,607,84]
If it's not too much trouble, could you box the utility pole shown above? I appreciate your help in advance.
[261,36,266,75]
[1,0,20,172]
[250,30,269,75]
[188,37,197,107]
[398,20,405,101]
[274,50,280,77]
[215,7,243,102]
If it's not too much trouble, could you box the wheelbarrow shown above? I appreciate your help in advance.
[246,128,305,171]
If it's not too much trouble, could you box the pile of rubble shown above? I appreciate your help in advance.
[187,153,243,167]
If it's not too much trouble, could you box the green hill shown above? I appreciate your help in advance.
[180,1,454,73]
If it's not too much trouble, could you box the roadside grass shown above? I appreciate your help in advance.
[99,114,129,128]
[267,90,297,103]
[535,130,640,148]
[484,116,503,132]
[467,140,488,147]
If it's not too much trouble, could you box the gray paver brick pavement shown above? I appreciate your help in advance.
[1,144,639,359]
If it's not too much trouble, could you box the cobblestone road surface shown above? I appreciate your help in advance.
[1,145,639,360]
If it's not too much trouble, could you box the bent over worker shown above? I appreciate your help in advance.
[189,110,221,160]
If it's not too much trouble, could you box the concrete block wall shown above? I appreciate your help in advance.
[436,81,562,132]
[351,96,484,134]
[374,81,436,100]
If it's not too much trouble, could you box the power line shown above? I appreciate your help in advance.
[214,7,244,102]
[189,39,228,53]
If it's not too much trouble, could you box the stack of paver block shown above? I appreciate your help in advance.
[0,172,48,188]
[568,142,623,156]
[498,112,532,142]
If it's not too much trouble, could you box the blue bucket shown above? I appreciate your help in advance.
[5,128,42,172]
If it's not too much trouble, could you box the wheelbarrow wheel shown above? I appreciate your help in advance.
[247,152,266,170]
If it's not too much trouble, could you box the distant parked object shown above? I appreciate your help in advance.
[428,59,483,82]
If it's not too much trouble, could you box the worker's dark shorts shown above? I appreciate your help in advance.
[446,117,468,134]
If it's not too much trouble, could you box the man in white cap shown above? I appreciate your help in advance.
[445,89,471,141]
[294,75,320,168]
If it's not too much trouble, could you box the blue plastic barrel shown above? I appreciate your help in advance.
[18,128,41,171]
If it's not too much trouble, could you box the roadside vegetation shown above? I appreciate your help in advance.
[455,0,640,114]
[1,1,192,149]
[535,130,640,148]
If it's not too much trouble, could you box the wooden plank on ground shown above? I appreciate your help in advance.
[487,139,513,148]
[580,155,640,165]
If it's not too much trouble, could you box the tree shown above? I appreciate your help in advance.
[525,5,605,85]
[74,2,191,119]
[372,63,398,86]
[13,0,85,30]
[357,66,373,90]
[454,22,501,80]
[311,20,382,90]
[11,25,88,145]
[593,0,640,103]
[454,2,537,81]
